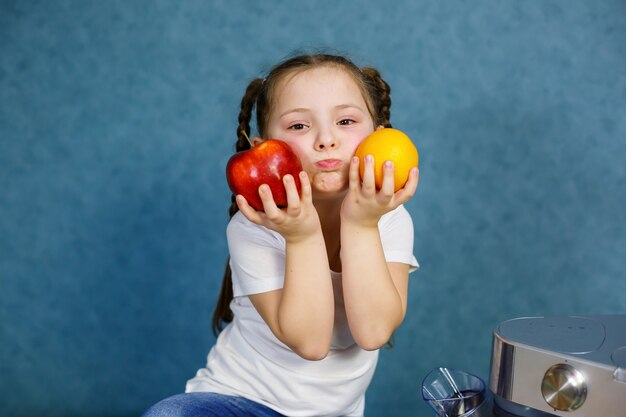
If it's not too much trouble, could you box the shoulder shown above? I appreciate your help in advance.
[379,205,419,271]
[226,211,286,267]
[227,211,285,247]
[226,212,288,296]
[378,204,414,231]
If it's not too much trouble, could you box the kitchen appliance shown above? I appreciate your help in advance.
[489,314,626,416]
[421,315,626,417]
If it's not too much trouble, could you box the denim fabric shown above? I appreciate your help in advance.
[142,393,286,417]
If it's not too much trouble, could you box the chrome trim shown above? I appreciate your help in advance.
[489,330,516,400]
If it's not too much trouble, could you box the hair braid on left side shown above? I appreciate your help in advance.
[362,67,392,128]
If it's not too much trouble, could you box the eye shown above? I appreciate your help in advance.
[338,119,356,126]
[288,123,307,130]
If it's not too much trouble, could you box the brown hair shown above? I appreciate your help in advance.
[212,53,393,335]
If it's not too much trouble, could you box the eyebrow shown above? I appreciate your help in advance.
[279,108,310,118]
[335,103,366,113]
[279,104,366,118]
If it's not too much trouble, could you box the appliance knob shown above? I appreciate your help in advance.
[541,363,587,411]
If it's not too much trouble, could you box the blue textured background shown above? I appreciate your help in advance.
[2,1,625,416]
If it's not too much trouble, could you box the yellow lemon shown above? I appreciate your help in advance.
[354,128,419,191]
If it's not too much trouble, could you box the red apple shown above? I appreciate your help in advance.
[226,139,303,211]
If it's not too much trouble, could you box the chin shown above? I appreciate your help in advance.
[310,174,349,198]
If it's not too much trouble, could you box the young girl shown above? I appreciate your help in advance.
[143,53,419,417]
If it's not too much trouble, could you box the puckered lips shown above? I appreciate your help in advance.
[314,158,343,170]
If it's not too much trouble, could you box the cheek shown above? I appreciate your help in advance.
[348,127,375,149]
[282,140,309,162]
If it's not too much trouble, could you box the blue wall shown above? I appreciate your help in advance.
[1,1,625,416]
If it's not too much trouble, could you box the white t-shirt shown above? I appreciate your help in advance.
[186,205,419,417]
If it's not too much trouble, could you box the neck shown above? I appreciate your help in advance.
[312,192,344,271]
[312,192,344,229]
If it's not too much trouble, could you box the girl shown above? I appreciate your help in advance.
[143,53,419,417]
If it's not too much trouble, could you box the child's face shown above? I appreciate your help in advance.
[265,66,376,197]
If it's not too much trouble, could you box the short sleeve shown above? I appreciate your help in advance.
[378,205,420,272]
[226,212,287,297]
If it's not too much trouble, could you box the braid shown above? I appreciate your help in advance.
[237,78,265,152]
[362,67,392,128]
[213,78,264,336]
[227,78,265,218]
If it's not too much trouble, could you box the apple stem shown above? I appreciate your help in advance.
[241,130,254,148]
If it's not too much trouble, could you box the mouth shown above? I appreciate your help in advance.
[314,159,343,170]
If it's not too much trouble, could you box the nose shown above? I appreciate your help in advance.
[314,130,338,151]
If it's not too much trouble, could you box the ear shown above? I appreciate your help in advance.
[252,136,264,146]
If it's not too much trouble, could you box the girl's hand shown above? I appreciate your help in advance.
[236,171,321,242]
[341,155,419,227]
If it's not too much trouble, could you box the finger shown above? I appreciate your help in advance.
[258,184,281,220]
[380,160,396,199]
[395,167,419,202]
[348,156,360,192]
[361,154,376,195]
[299,171,313,203]
[404,166,419,194]
[283,174,301,211]
[236,194,264,224]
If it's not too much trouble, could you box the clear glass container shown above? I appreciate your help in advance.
[421,367,487,417]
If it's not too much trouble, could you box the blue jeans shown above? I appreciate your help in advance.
[142,392,285,417]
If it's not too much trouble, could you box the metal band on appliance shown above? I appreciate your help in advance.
[489,333,516,399]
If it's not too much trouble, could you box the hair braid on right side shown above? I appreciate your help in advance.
[228,78,264,218]
[214,77,265,336]
[362,67,392,128]
[236,78,265,152]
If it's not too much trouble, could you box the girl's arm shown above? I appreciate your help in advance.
[340,156,419,350]
[340,223,410,350]
[238,173,335,360]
